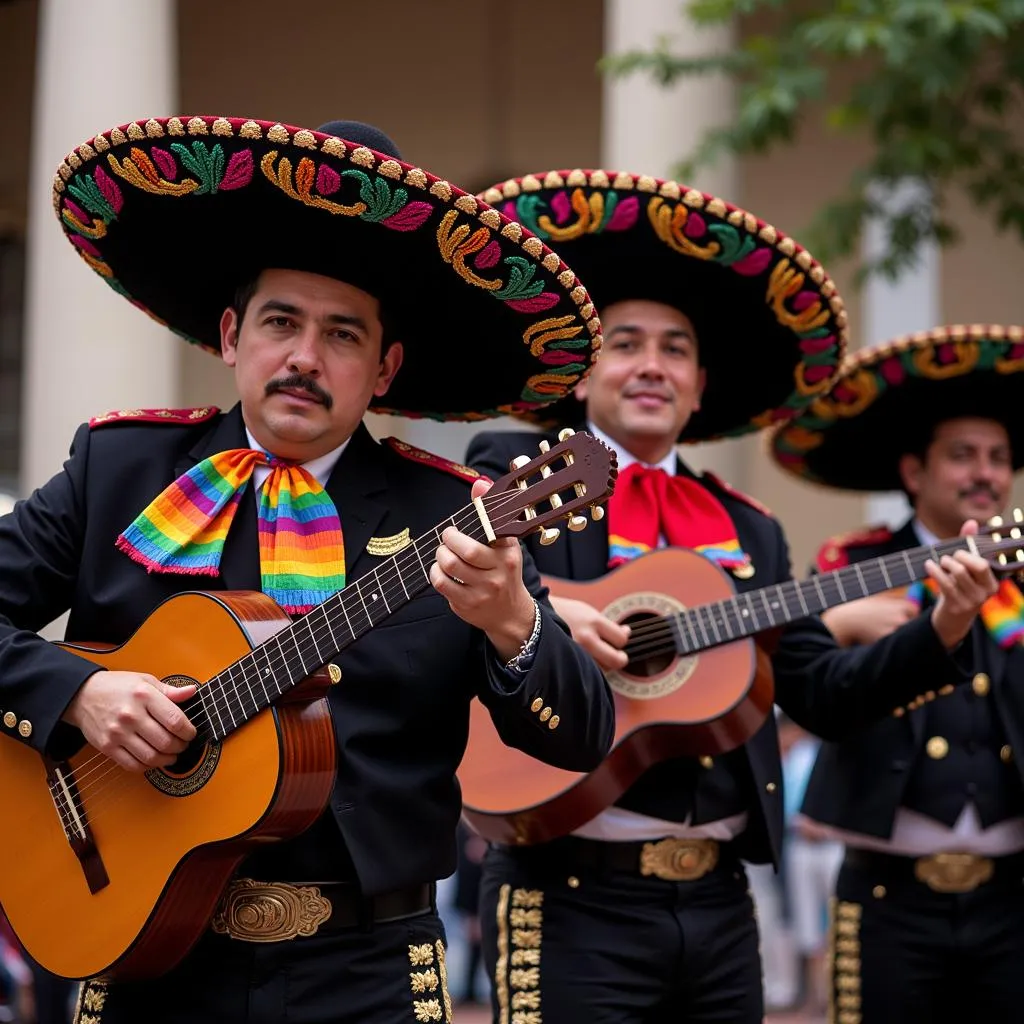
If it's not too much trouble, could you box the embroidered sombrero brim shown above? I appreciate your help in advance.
[478,170,848,442]
[53,117,603,421]
[770,325,1024,491]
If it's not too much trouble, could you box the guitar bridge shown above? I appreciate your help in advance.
[46,757,110,894]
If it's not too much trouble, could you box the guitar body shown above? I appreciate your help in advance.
[459,548,774,845]
[0,590,337,981]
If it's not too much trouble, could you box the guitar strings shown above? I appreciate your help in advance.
[43,522,995,832]
[51,530,980,826]
[44,490,573,830]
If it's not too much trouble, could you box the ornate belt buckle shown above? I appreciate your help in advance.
[914,852,993,893]
[639,838,719,881]
[211,878,332,942]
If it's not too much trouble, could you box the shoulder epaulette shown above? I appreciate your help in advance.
[815,523,893,572]
[384,437,490,485]
[89,406,220,429]
[702,471,773,518]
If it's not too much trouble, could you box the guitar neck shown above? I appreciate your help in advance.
[673,536,974,655]
[194,503,489,742]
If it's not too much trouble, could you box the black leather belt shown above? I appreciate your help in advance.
[844,847,1024,894]
[211,878,434,941]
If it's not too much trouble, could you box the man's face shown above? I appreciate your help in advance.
[899,418,1013,534]
[220,269,403,461]
[575,300,705,459]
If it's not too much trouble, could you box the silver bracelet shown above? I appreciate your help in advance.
[504,599,542,673]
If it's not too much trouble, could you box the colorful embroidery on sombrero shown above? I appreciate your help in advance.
[773,335,1024,477]
[54,118,602,420]
[116,449,345,614]
[906,578,1024,649]
[501,183,840,423]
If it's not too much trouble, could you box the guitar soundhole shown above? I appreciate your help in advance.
[621,612,674,677]
[145,674,221,797]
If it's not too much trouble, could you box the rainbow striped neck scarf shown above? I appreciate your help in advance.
[117,447,345,614]
[907,578,1024,649]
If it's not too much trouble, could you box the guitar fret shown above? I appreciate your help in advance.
[880,560,893,588]
[811,574,827,614]
[702,604,722,644]
[758,588,774,627]
[323,603,340,653]
[849,562,866,598]
[306,615,322,663]
[834,572,848,603]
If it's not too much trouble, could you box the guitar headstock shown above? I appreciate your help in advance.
[481,428,618,546]
[980,508,1024,576]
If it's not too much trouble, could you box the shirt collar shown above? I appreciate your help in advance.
[586,422,677,477]
[912,517,941,548]
[245,428,350,488]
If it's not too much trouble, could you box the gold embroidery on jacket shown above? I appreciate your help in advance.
[366,528,411,556]
[436,939,454,1023]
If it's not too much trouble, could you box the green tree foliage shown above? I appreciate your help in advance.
[603,1,1024,280]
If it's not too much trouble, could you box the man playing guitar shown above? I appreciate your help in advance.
[466,170,998,1024]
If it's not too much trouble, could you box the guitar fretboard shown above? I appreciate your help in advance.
[190,504,490,743]
[670,537,972,655]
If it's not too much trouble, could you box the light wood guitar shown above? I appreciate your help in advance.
[0,429,616,981]
[459,515,1024,845]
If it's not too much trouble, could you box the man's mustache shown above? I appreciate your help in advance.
[266,375,333,410]
[960,484,1000,502]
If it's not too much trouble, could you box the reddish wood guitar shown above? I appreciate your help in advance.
[0,430,616,981]
[459,519,1024,845]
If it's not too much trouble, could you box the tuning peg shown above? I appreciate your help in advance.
[549,493,564,508]
[509,454,531,472]
[591,505,605,521]
[990,514,1004,528]
[1012,527,1021,540]
[537,440,551,453]
[1015,508,1023,523]
[557,427,576,442]
[568,514,588,532]
[993,532,1003,543]
[999,553,1008,566]
[539,527,561,546]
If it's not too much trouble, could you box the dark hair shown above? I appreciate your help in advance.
[231,272,399,352]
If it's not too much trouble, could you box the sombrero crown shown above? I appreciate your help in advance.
[771,324,1024,491]
[53,117,603,421]
[479,170,848,442]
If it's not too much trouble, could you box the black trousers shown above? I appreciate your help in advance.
[71,910,450,1024]
[479,839,762,1024]
[830,851,1024,1024]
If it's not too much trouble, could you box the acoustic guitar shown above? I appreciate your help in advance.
[0,429,616,982]
[459,514,1024,845]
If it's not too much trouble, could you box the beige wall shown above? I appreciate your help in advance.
[5,0,1024,566]
[173,0,603,454]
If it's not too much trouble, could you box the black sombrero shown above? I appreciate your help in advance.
[477,169,848,442]
[53,117,603,421]
[771,325,1024,491]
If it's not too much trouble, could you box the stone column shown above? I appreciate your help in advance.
[602,0,748,483]
[21,0,179,494]
[862,180,940,530]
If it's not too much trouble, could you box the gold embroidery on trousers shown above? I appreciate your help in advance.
[73,979,108,1024]
[408,942,444,1022]
[493,887,544,1024]
[826,898,862,1024]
